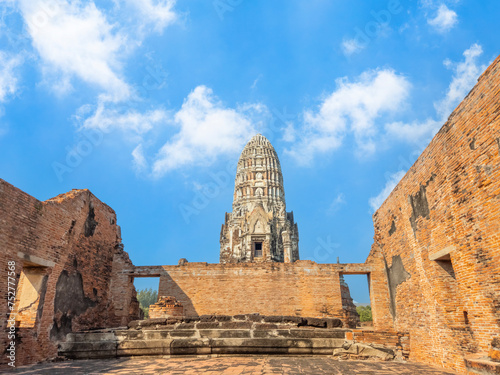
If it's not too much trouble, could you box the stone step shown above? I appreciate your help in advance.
[60,337,348,358]
[59,328,399,360]
[113,328,347,340]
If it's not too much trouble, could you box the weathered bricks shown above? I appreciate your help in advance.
[367,54,500,374]
[0,181,139,367]
[155,262,353,320]
[148,296,183,319]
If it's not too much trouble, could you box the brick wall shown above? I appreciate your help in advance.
[157,261,346,319]
[0,180,140,367]
[367,55,500,373]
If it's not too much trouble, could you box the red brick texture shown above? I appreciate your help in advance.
[0,180,140,367]
[149,296,184,319]
[366,55,500,374]
[157,261,346,319]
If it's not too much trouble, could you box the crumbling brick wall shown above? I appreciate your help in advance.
[0,180,140,367]
[366,55,500,373]
[156,261,347,319]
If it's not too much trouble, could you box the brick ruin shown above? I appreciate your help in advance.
[134,262,363,320]
[0,181,140,367]
[2,55,500,374]
[362,54,500,374]
[149,296,184,319]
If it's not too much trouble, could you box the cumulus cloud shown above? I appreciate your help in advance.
[285,69,410,164]
[368,170,406,212]
[0,51,22,102]
[80,98,168,134]
[437,44,485,118]
[386,44,485,145]
[17,0,130,99]
[152,85,267,176]
[121,0,177,34]
[427,4,458,33]
[341,38,365,56]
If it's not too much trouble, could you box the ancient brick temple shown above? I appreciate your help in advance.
[2,55,500,375]
[220,134,299,263]
[0,185,140,367]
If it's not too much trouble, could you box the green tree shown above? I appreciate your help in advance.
[356,305,372,322]
[137,288,158,319]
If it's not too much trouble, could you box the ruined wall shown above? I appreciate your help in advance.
[157,261,348,319]
[367,55,500,373]
[0,180,140,367]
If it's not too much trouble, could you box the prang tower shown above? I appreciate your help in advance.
[220,134,299,263]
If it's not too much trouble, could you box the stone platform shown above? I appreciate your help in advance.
[11,356,458,374]
[58,315,409,361]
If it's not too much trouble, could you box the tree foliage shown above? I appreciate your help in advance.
[137,288,158,319]
[356,305,372,322]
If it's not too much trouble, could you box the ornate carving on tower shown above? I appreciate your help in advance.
[220,134,299,263]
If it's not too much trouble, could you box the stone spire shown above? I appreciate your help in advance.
[233,134,286,214]
[220,134,299,263]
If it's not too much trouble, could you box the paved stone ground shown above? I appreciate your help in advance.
[10,356,458,374]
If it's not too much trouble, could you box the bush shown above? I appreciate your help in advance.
[356,305,372,322]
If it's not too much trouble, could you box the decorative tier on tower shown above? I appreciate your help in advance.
[220,134,299,263]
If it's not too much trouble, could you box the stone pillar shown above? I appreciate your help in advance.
[282,231,291,263]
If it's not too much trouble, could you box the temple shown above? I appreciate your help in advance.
[2,55,500,375]
[220,134,299,263]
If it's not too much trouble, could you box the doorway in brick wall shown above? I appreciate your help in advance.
[133,277,159,319]
[342,274,372,327]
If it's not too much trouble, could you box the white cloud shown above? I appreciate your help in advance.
[341,38,365,56]
[281,122,296,143]
[152,85,267,176]
[121,0,177,33]
[18,0,129,99]
[80,97,168,134]
[386,44,485,145]
[286,69,410,164]
[0,51,22,102]
[436,44,485,118]
[369,170,406,212]
[427,4,458,33]
[0,51,22,137]
[385,118,441,146]
[132,144,147,171]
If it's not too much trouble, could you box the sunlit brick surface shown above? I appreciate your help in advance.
[0,181,140,367]
[366,55,500,374]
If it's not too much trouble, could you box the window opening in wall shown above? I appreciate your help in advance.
[429,247,456,279]
[134,277,160,320]
[435,257,456,279]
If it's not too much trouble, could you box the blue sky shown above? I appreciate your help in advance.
[1,0,499,303]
